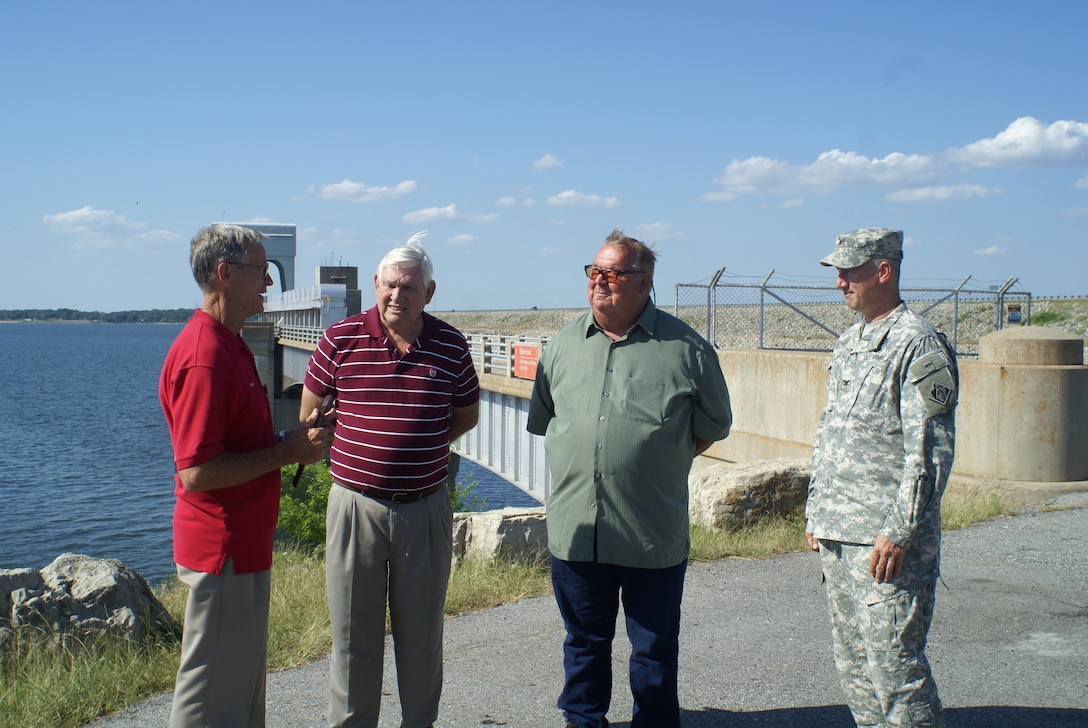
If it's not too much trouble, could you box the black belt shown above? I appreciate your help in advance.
[335,480,443,503]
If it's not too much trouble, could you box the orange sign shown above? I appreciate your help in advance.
[513,345,539,380]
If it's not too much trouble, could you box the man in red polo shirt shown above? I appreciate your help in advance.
[300,234,480,728]
[160,224,334,728]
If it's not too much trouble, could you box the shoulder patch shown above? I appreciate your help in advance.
[909,350,957,417]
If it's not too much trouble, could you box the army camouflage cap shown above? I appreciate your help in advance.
[820,227,904,269]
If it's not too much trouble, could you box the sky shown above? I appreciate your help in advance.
[2,2,1087,313]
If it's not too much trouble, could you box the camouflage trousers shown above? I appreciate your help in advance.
[818,540,944,728]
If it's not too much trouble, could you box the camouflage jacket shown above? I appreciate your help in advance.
[806,303,957,548]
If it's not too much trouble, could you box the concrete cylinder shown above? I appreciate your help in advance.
[957,327,1088,482]
[979,326,1084,366]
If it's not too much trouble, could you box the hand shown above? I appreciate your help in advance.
[869,535,905,583]
[306,397,337,428]
[805,532,820,552]
[283,421,334,465]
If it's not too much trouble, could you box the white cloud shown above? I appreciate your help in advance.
[630,222,684,241]
[311,179,417,203]
[699,190,737,202]
[404,204,460,224]
[705,150,938,200]
[402,204,498,224]
[948,117,1088,168]
[496,195,539,207]
[42,206,177,250]
[887,184,1003,203]
[446,233,478,248]
[780,198,803,209]
[975,245,1008,256]
[531,154,564,171]
[1061,207,1088,219]
[702,116,1088,203]
[547,189,621,208]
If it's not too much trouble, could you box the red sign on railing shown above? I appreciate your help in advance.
[513,345,539,380]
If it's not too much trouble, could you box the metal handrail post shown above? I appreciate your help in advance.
[759,269,775,350]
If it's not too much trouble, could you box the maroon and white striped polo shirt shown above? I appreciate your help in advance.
[304,307,480,496]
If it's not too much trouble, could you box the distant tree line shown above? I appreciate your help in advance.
[0,308,193,323]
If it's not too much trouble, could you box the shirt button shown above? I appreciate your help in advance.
[599,415,605,421]
[603,392,609,397]
[597,443,603,449]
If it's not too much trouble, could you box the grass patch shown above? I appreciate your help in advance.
[447,559,552,615]
[940,490,1013,531]
[0,630,179,728]
[690,513,810,561]
[0,488,1018,727]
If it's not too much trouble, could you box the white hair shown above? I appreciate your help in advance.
[376,231,433,286]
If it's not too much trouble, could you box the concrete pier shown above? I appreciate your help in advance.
[957,327,1087,483]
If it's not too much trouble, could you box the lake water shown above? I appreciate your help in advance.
[0,322,539,584]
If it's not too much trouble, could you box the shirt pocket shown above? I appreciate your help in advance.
[616,377,668,426]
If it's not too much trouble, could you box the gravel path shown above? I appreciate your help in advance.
[86,492,1088,727]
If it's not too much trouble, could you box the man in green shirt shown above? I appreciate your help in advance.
[527,229,732,728]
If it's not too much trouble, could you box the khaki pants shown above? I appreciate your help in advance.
[325,484,453,728]
[170,558,271,728]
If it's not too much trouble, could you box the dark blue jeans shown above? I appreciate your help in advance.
[551,556,688,728]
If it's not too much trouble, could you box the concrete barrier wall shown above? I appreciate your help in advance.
[259,324,1088,487]
[705,349,830,464]
[710,327,1088,483]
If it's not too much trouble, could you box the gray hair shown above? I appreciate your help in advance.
[376,231,433,287]
[604,228,657,275]
[189,224,267,292]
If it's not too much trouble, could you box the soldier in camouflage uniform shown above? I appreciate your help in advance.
[805,228,958,728]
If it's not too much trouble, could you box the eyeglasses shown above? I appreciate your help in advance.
[227,260,271,276]
[584,265,644,284]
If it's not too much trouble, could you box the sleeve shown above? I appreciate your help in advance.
[452,342,481,408]
[690,341,732,442]
[526,356,555,436]
[805,351,837,532]
[165,364,231,471]
[880,336,957,546]
[303,328,338,397]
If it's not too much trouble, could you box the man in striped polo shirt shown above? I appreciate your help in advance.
[300,235,480,728]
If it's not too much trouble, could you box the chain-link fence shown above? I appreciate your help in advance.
[673,270,1031,356]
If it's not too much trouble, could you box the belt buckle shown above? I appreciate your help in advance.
[390,491,411,503]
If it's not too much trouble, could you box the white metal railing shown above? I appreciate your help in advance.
[254,284,348,345]
[463,333,549,377]
[262,283,347,312]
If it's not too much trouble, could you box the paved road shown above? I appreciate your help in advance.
[88,493,1088,727]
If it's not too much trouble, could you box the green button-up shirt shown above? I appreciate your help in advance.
[527,302,732,568]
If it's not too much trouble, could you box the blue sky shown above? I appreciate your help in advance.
[2,2,1086,313]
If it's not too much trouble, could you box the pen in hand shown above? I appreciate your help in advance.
[292,394,335,488]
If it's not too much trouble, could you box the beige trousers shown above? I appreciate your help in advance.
[170,557,271,728]
[325,484,453,728]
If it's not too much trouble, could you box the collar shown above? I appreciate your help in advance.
[192,308,247,350]
[361,306,437,351]
[583,300,657,340]
[854,302,908,352]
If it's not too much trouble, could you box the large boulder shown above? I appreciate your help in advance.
[453,507,549,566]
[1,553,176,644]
[689,458,811,530]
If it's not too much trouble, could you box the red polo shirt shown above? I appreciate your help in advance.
[159,310,279,574]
